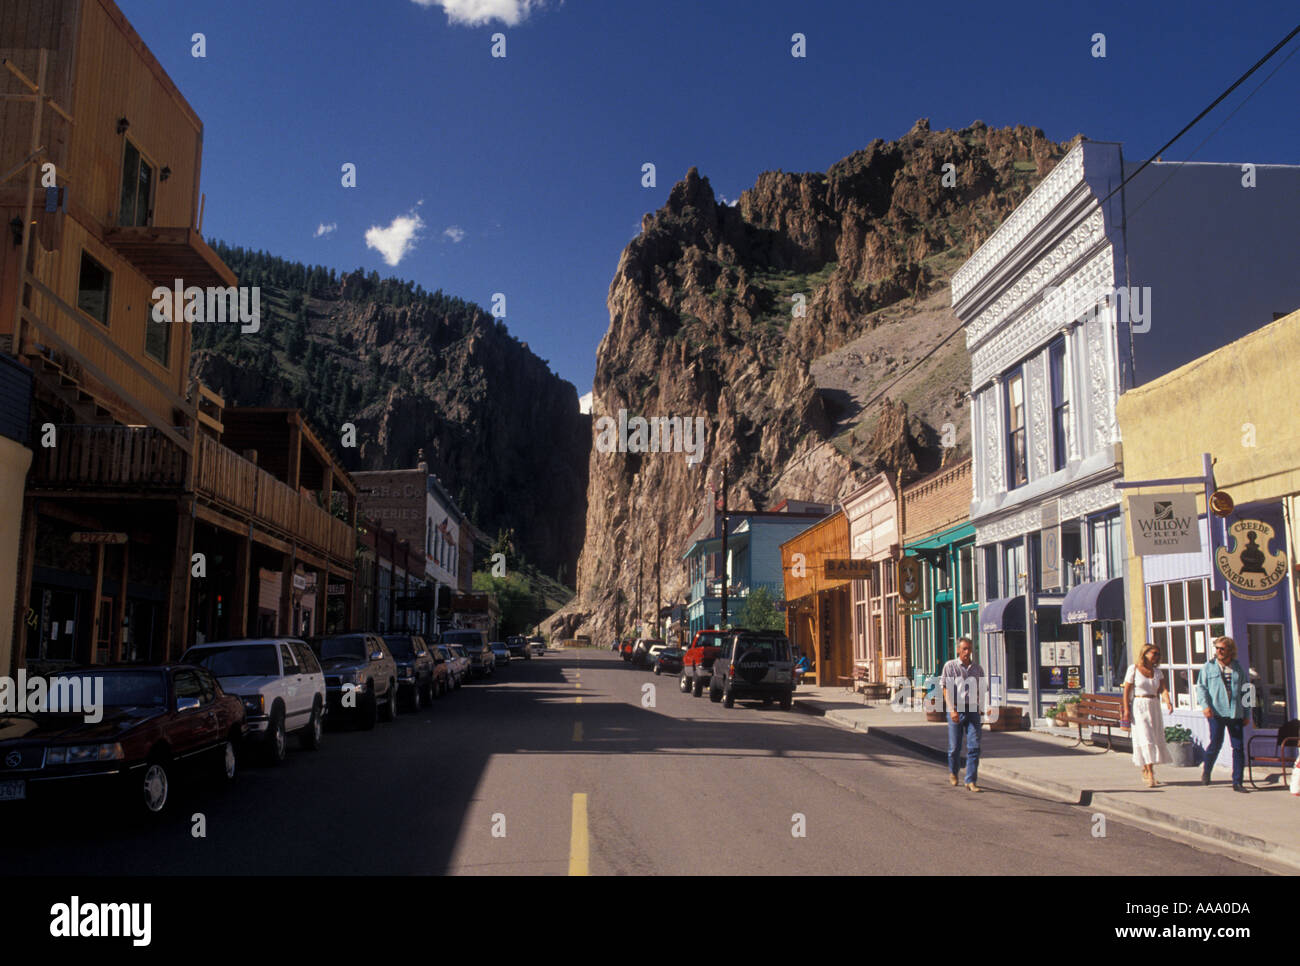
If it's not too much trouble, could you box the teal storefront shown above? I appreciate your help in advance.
[905,522,979,689]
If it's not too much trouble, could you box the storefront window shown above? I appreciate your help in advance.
[1088,511,1124,581]
[984,546,999,600]
[1148,578,1225,709]
[1006,631,1028,691]
[959,545,975,604]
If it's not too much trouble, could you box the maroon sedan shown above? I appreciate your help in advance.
[0,664,246,818]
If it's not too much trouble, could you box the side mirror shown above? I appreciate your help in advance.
[177,696,201,713]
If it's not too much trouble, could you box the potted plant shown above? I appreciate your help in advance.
[1165,725,1196,766]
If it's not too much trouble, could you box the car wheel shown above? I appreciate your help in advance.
[780,691,793,711]
[138,757,171,817]
[411,680,424,711]
[709,684,722,703]
[679,672,691,693]
[266,708,287,764]
[301,701,323,750]
[380,681,398,721]
[215,736,238,783]
[722,685,735,709]
[358,690,378,730]
[693,677,704,697]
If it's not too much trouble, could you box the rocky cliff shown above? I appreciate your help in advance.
[193,249,590,582]
[554,119,1077,641]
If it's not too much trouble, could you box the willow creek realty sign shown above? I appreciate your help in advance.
[1216,518,1288,600]
[1129,493,1200,556]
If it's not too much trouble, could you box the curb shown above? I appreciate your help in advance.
[795,697,1296,872]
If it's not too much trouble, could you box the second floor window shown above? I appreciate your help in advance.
[119,140,153,227]
[77,251,111,326]
[1005,369,1027,488]
[1049,338,1070,470]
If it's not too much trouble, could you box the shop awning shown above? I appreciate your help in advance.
[1060,578,1125,624]
[980,596,1025,634]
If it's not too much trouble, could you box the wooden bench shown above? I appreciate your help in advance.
[1056,693,1125,751]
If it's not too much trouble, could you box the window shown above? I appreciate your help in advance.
[145,297,170,365]
[1148,578,1226,709]
[1088,512,1124,581]
[984,545,1000,600]
[1005,369,1027,488]
[1002,540,1026,597]
[119,139,153,227]
[77,251,111,326]
[1049,337,1070,470]
[959,545,975,605]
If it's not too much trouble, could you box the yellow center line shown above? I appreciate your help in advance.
[575,682,582,688]
[569,792,589,876]
[575,695,582,704]
[572,720,583,741]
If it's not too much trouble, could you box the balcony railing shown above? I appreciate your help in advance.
[33,426,353,564]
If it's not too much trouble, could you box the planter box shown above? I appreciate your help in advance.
[987,706,1024,732]
[1168,742,1196,767]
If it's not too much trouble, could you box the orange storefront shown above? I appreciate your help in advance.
[781,511,854,687]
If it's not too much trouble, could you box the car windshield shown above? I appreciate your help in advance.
[450,646,467,657]
[315,637,368,661]
[383,636,415,659]
[183,644,279,677]
[437,646,452,660]
[736,638,791,661]
[60,670,167,707]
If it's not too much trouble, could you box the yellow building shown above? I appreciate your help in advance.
[1117,307,1300,759]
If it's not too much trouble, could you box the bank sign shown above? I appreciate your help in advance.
[1216,518,1288,600]
[1129,493,1200,556]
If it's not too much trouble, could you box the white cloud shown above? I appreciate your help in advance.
[412,0,543,27]
[578,391,592,415]
[365,211,425,267]
[314,222,337,237]
[442,225,466,243]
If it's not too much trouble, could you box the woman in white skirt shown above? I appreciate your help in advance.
[1122,644,1175,787]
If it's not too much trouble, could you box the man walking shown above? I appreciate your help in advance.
[1196,636,1251,792]
[942,637,985,792]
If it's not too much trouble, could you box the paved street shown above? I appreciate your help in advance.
[3,649,1262,876]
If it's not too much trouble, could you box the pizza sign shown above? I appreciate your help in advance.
[1215,519,1287,600]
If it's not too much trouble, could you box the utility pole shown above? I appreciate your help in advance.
[720,461,729,629]
[636,549,643,638]
[655,533,662,639]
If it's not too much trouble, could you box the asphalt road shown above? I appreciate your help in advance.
[1,649,1262,875]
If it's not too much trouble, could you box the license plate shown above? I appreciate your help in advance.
[0,780,26,802]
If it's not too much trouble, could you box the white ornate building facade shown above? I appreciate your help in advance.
[952,139,1300,718]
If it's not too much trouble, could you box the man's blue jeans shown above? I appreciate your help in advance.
[1204,715,1245,785]
[947,711,981,783]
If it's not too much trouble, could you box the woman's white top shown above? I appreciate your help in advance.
[1124,665,1163,697]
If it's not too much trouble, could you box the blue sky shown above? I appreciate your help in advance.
[117,0,1300,398]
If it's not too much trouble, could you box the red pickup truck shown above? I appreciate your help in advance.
[679,628,744,697]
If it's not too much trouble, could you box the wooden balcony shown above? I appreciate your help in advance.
[31,425,354,565]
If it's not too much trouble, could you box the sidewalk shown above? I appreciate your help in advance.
[794,682,1300,874]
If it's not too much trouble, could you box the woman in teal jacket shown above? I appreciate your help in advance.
[1195,637,1251,791]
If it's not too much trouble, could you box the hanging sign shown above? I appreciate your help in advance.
[1216,518,1287,599]
[1128,492,1201,555]
[825,558,872,579]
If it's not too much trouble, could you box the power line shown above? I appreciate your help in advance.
[1099,21,1300,209]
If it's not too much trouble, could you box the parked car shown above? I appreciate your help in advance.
[505,635,532,660]
[0,664,246,818]
[653,647,684,676]
[708,631,796,710]
[438,643,468,689]
[646,641,673,664]
[529,636,546,657]
[441,630,493,678]
[383,634,439,709]
[489,642,510,667]
[307,633,399,729]
[181,638,325,763]
[631,638,664,669]
[680,628,744,697]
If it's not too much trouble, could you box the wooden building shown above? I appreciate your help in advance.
[781,510,853,687]
[1,0,356,669]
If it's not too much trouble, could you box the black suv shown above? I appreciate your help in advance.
[708,631,796,710]
[308,633,399,729]
[383,634,437,710]
[505,635,531,660]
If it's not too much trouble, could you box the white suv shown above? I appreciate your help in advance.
[182,638,327,763]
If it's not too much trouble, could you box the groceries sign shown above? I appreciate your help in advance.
[1128,493,1200,556]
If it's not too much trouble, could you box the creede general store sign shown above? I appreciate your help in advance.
[1215,519,1287,600]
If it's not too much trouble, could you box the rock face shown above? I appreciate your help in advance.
[193,259,590,582]
[560,119,1077,641]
